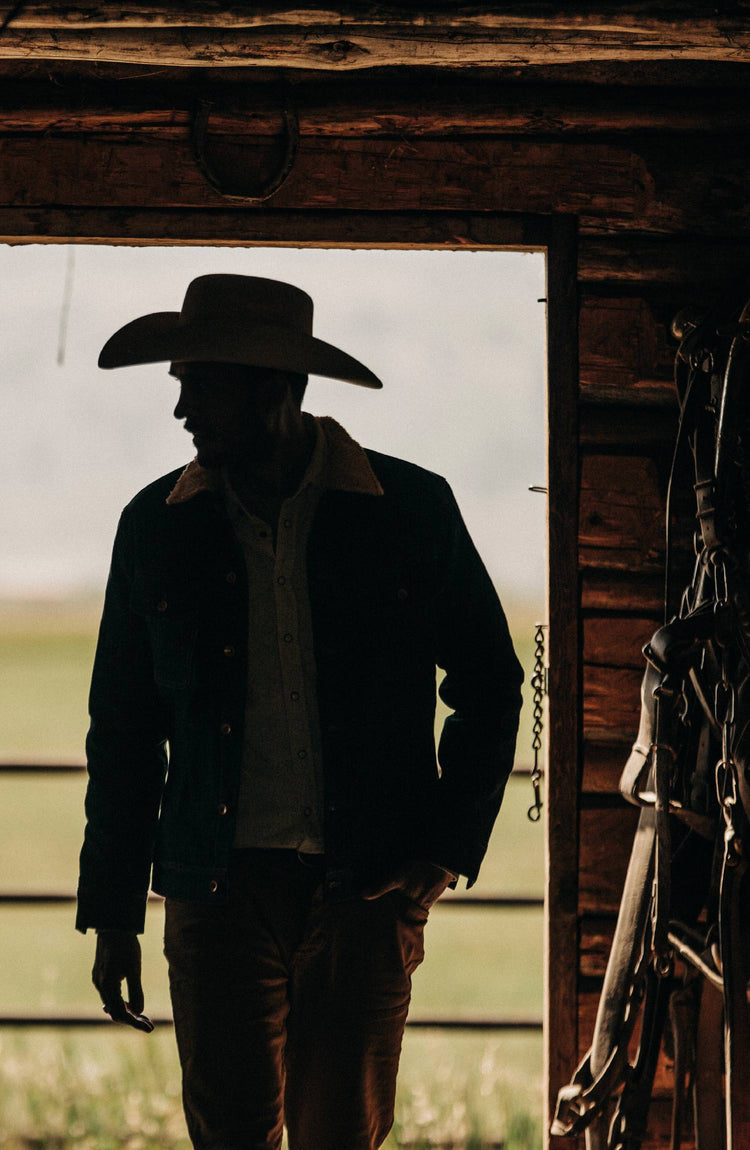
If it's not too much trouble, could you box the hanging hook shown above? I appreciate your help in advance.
[190,88,300,205]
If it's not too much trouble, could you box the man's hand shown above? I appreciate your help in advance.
[361,860,457,910]
[93,930,154,1033]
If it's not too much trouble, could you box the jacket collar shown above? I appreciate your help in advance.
[166,416,383,506]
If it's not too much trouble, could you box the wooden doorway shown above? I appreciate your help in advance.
[3,210,578,1140]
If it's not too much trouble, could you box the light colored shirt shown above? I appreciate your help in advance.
[167,416,385,853]
[222,421,328,852]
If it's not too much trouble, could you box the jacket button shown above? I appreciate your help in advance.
[217,802,228,816]
[156,600,168,612]
[223,645,235,657]
[220,722,232,736]
[209,879,218,893]
[225,571,237,584]
[397,588,409,602]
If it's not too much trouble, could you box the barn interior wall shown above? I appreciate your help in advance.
[2,54,749,1150]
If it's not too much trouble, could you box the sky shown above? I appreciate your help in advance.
[0,244,547,613]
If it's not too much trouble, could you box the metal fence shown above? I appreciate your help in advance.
[0,762,543,1033]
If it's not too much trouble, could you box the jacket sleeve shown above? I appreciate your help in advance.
[426,479,524,886]
[76,506,168,934]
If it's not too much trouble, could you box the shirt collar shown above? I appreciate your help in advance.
[166,416,383,506]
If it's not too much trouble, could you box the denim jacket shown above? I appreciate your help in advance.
[76,423,523,933]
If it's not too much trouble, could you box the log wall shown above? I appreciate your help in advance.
[1,39,748,1148]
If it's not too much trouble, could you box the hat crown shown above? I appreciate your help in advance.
[180,274,314,335]
[98,272,382,387]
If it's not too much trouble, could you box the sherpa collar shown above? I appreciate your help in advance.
[166,416,384,506]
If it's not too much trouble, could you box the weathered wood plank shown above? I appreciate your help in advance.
[582,740,636,794]
[579,296,676,406]
[2,6,750,70]
[0,206,551,248]
[583,665,642,744]
[583,616,655,669]
[7,3,750,33]
[582,571,665,614]
[580,914,617,979]
[3,54,749,93]
[580,405,677,449]
[0,135,638,223]
[579,236,750,286]
[3,79,748,136]
[2,133,749,235]
[579,455,665,573]
[545,217,581,1137]
[579,806,640,914]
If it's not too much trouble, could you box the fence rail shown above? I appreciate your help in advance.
[0,763,537,777]
[0,892,543,907]
[0,761,544,1034]
[0,1015,543,1030]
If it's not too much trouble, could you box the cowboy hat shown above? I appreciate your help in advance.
[98,274,383,389]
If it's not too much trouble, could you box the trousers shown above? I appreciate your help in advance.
[163,849,428,1150]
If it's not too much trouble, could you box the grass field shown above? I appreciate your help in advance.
[0,595,545,1147]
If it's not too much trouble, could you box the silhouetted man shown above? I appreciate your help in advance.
[77,274,523,1150]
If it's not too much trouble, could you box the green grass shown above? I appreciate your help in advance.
[0,596,100,763]
[0,596,544,1147]
[0,1029,541,1149]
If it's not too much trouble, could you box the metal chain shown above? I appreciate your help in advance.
[527,623,546,822]
[714,554,743,869]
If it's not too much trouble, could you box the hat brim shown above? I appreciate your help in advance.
[98,312,383,389]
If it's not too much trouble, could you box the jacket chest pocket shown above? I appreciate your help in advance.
[130,575,202,691]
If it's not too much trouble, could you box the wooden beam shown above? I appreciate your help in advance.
[3,79,748,136]
[579,806,640,914]
[0,134,638,220]
[581,571,664,615]
[0,206,551,248]
[1,133,750,237]
[580,236,750,286]
[544,216,580,1144]
[580,405,677,449]
[579,296,675,407]
[582,740,634,794]
[8,3,750,30]
[579,455,665,574]
[583,616,654,670]
[584,665,642,744]
[2,6,750,68]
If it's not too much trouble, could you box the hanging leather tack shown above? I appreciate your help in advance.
[190,89,300,205]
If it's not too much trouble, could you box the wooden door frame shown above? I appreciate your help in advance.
[4,209,579,1140]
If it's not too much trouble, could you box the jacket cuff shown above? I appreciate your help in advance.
[75,890,148,935]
